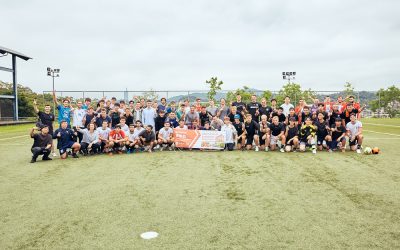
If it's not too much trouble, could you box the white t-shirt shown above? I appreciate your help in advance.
[280,103,294,116]
[159,127,174,139]
[73,108,86,127]
[97,127,111,140]
[121,124,129,134]
[221,124,237,143]
[346,121,362,137]
[133,127,145,138]
[127,131,138,141]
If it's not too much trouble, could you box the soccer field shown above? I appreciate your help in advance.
[1,119,399,249]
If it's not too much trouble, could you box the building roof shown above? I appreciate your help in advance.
[0,46,32,61]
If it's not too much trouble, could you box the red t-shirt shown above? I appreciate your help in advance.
[109,130,126,140]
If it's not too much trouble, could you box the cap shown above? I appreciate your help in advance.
[234,114,240,119]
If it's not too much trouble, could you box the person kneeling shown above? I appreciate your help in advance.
[77,123,100,155]
[299,117,317,154]
[139,125,156,153]
[30,125,53,163]
[158,121,175,151]
[54,120,81,159]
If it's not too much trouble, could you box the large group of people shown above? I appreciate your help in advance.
[29,91,366,163]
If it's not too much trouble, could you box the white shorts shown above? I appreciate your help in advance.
[270,135,279,145]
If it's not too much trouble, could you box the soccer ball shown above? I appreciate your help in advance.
[363,147,372,155]
[372,147,380,154]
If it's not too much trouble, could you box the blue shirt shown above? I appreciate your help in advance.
[57,105,71,124]
[53,128,75,148]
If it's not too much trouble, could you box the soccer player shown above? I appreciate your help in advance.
[280,96,294,116]
[95,108,112,128]
[82,106,96,128]
[314,112,332,151]
[142,100,157,129]
[123,108,134,126]
[341,103,359,127]
[246,95,261,122]
[138,125,156,153]
[166,112,179,128]
[232,94,246,114]
[97,120,111,153]
[330,118,346,152]
[53,120,81,159]
[244,114,260,151]
[228,105,243,123]
[271,107,286,123]
[259,98,272,121]
[108,125,127,155]
[206,100,218,117]
[194,98,202,112]
[299,117,317,154]
[233,114,245,150]
[53,91,73,127]
[324,96,334,113]
[258,115,269,151]
[126,124,140,153]
[316,103,329,121]
[119,117,129,134]
[217,98,230,120]
[77,123,100,155]
[72,101,86,142]
[270,98,278,115]
[185,106,200,125]
[266,116,286,152]
[199,106,212,126]
[300,106,312,125]
[210,116,223,131]
[294,98,307,114]
[166,101,177,114]
[158,121,175,150]
[286,107,299,126]
[177,119,188,130]
[221,116,237,151]
[33,99,56,156]
[346,113,363,154]
[329,104,341,126]
[109,103,121,128]
[284,117,299,152]
[154,110,167,137]
[176,103,187,121]
[30,125,52,163]
[157,97,167,113]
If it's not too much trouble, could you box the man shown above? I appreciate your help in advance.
[206,100,218,117]
[221,116,237,151]
[97,120,111,153]
[346,113,363,154]
[142,100,157,129]
[95,108,112,128]
[232,94,246,114]
[188,119,202,130]
[284,117,299,152]
[271,107,286,123]
[232,114,245,150]
[336,96,345,113]
[199,106,212,126]
[299,117,317,154]
[310,98,320,114]
[330,118,346,152]
[294,98,306,114]
[228,106,243,123]
[155,110,167,135]
[177,119,188,130]
[109,103,121,128]
[280,96,294,116]
[210,116,224,131]
[82,98,91,110]
[259,98,272,121]
[185,106,200,125]
[270,99,278,115]
[316,103,329,122]
[266,116,286,153]
[133,102,142,123]
[123,108,134,126]
[157,97,167,113]
[176,103,187,121]
[258,115,269,151]
[329,104,341,127]
[300,106,313,125]
[158,121,175,150]
[246,95,261,122]
[72,101,86,142]
[30,125,52,163]
[340,103,359,127]
[133,120,145,138]
[53,120,81,159]
[33,99,55,156]
[119,117,129,134]
[244,114,260,151]
[110,97,117,109]
[108,125,127,155]
[286,107,299,126]
[138,125,156,152]
[314,112,332,151]
[53,91,73,127]
[165,112,179,128]
[166,101,177,114]
[324,96,334,113]
[194,98,202,112]
[126,124,140,153]
[82,106,96,128]
[217,98,229,120]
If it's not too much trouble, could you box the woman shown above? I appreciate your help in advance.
[77,123,100,155]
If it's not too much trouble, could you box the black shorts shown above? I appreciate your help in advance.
[259,133,266,145]
[317,132,328,145]
[349,138,358,146]
[246,135,255,145]
[59,141,75,154]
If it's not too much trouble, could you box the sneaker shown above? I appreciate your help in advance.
[30,158,36,163]
[72,154,79,158]
[328,149,333,153]
[42,157,52,161]
[255,146,259,152]
[155,145,160,150]
[144,146,150,152]
[265,147,269,152]
[52,152,57,157]
[280,148,285,153]
[356,149,361,154]
[312,149,317,154]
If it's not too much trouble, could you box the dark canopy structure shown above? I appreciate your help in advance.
[0,46,32,120]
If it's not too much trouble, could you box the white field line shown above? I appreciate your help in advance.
[363,130,400,137]
[0,135,29,141]
[363,123,400,128]
[366,138,400,140]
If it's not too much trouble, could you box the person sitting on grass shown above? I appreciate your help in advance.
[158,121,175,151]
[299,117,317,154]
[77,123,100,155]
[330,117,346,152]
[138,125,156,153]
[346,113,363,154]
[53,120,80,159]
[126,124,140,153]
[30,125,53,163]
[108,124,127,155]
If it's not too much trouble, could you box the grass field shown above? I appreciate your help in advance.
[1,119,400,249]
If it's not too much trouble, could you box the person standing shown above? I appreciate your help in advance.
[52,90,73,127]
[33,99,56,157]
[142,100,157,129]
[280,96,294,116]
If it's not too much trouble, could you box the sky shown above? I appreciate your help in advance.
[1,0,400,93]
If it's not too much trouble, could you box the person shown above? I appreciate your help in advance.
[300,106,312,125]
[244,114,260,151]
[340,103,359,127]
[82,98,91,110]
[123,108,134,126]
[157,97,167,113]
[138,125,156,152]
[258,115,269,151]
[30,125,52,163]
[194,98,202,112]
[97,120,111,153]
[166,101,177,114]
[330,118,346,152]
[294,98,306,114]
[336,96,345,113]
[316,103,329,121]
[53,91,73,127]
[314,112,332,151]
[109,97,117,109]
[202,121,212,130]
[165,112,179,128]
[210,116,223,131]
[133,120,145,138]
[82,106,96,128]
[154,110,167,135]
[185,106,199,125]
[232,94,246,114]
[176,119,188,130]
[199,106,212,126]
[286,107,299,126]
[232,114,245,150]
[108,124,127,155]
[95,108,112,128]
[206,100,218,117]
[270,99,278,115]
[266,116,286,152]
[109,103,121,128]
[324,96,334,113]
[126,124,140,153]
[176,103,187,121]
[188,119,202,130]
[133,102,142,122]
[142,100,157,129]
[328,104,341,127]
[259,98,272,121]
[299,117,317,154]
[158,121,175,151]
[228,105,243,123]
[271,107,286,123]
[346,113,363,154]
[72,101,86,143]
[53,120,81,159]
[221,116,237,151]
[217,98,229,120]
[246,95,261,122]
[280,96,294,116]
[119,117,129,134]
[33,99,56,157]
[77,123,100,155]
[310,98,319,114]
[284,117,299,152]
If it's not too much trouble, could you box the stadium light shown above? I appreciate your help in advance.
[47,67,61,116]
[282,71,296,84]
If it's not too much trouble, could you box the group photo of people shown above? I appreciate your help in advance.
[29,91,366,163]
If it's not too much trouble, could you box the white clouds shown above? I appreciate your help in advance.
[1,0,399,92]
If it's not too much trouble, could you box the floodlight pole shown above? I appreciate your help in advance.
[47,67,60,116]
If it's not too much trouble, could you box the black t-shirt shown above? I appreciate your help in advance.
[331,124,346,140]
[32,133,52,149]
[84,113,95,128]
[271,112,286,123]
[96,115,112,127]
[301,112,313,124]
[286,126,298,140]
[329,111,341,126]
[244,120,259,135]
[268,122,285,136]
[233,122,244,135]
[314,119,329,135]
[124,114,134,126]
[228,112,243,123]
[155,115,166,132]
[139,130,155,142]
[317,111,329,121]
[199,112,211,126]
[286,114,299,123]
[37,111,55,133]
[246,102,261,121]
[110,111,120,128]
[340,109,359,125]
[259,106,272,120]
[232,101,246,113]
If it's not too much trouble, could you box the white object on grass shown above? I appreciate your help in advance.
[140,231,159,239]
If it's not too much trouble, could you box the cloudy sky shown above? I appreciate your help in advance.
[1,0,399,93]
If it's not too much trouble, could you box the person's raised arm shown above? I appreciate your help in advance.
[33,99,39,114]
[52,90,59,106]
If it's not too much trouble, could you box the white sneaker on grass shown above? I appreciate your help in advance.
[312,149,317,154]
[255,146,259,152]
[356,149,361,154]
[280,148,285,153]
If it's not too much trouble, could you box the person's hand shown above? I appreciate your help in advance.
[337,138,341,142]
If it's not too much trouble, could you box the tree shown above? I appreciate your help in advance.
[344,82,355,100]
[262,90,272,102]
[142,89,159,102]
[275,83,315,105]
[226,86,253,103]
[370,85,400,117]
[205,77,223,101]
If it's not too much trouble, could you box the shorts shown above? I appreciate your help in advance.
[331,138,346,149]
[317,132,328,145]
[259,133,266,145]
[246,135,255,145]
[349,138,358,146]
[270,135,280,145]
[59,141,75,154]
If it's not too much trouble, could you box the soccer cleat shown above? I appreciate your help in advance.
[255,146,259,152]
[30,158,36,163]
[280,148,285,153]
[356,149,361,154]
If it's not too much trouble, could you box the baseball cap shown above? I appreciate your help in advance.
[234,114,240,119]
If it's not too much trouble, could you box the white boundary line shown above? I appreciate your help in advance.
[0,135,29,141]
[363,123,400,128]
[363,130,400,137]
